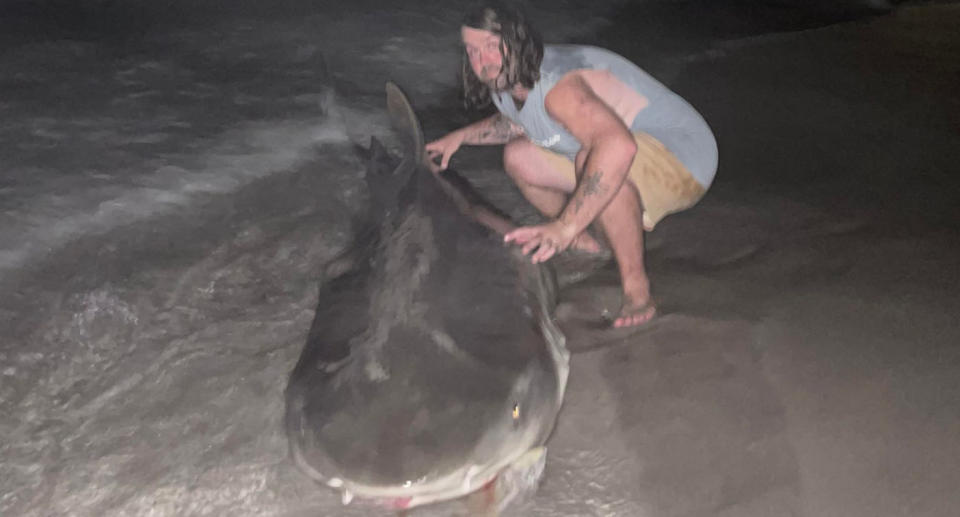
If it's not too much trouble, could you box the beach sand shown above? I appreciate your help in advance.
[1,2,957,515]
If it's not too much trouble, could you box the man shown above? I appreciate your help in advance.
[426,2,717,328]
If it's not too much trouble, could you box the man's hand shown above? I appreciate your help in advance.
[504,221,578,263]
[425,130,465,172]
[425,156,444,175]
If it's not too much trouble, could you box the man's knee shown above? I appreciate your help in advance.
[504,138,577,192]
[502,137,537,182]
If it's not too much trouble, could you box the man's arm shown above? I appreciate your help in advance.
[547,73,637,238]
[460,113,525,145]
[425,113,523,170]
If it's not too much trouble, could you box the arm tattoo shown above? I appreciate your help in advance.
[466,114,524,144]
[571,169,608,213]
[491,115,516,139]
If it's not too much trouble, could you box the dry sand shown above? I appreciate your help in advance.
[519,4,960,516]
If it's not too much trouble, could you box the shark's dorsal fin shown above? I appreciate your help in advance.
[385,81,426,167]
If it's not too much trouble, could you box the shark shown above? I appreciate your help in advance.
[284,82,569,511]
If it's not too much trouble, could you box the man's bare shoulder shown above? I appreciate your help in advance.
[545,70,636,144]
[544,71,595,114]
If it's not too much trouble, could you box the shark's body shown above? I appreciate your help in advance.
[284,83,569,510]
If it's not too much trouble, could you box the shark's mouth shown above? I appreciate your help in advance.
[289,426,548,511]
[288,431,530,509]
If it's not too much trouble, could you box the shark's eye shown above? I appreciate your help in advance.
[512,403,520,420]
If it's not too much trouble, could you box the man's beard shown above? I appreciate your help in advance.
[483,68,509,92]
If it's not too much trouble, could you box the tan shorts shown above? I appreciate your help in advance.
[538,132,706,230]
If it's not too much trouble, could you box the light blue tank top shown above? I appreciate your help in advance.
[491,45,718,188]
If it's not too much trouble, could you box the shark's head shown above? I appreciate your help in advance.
[285,323,563,508]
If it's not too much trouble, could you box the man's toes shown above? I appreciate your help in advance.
[612,305,656,328]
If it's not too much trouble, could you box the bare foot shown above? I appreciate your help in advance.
[612,299,657,328]
[569,232,603,254]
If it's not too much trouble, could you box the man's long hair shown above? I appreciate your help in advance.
[461,1,544,110]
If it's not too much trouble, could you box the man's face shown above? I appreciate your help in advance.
[461,26,506,89]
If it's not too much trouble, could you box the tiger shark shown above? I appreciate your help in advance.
[284,82,569,511]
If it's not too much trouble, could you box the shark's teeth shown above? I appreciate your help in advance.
[462,465,480,491]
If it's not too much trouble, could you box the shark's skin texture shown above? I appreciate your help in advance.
[283,83,569,510]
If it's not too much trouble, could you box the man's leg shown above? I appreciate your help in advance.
[503,138,602,252]
[573,149,655,328]
[599,132,707,327]
[594,183,655,327]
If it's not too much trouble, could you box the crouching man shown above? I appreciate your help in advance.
[426,2,718,328]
